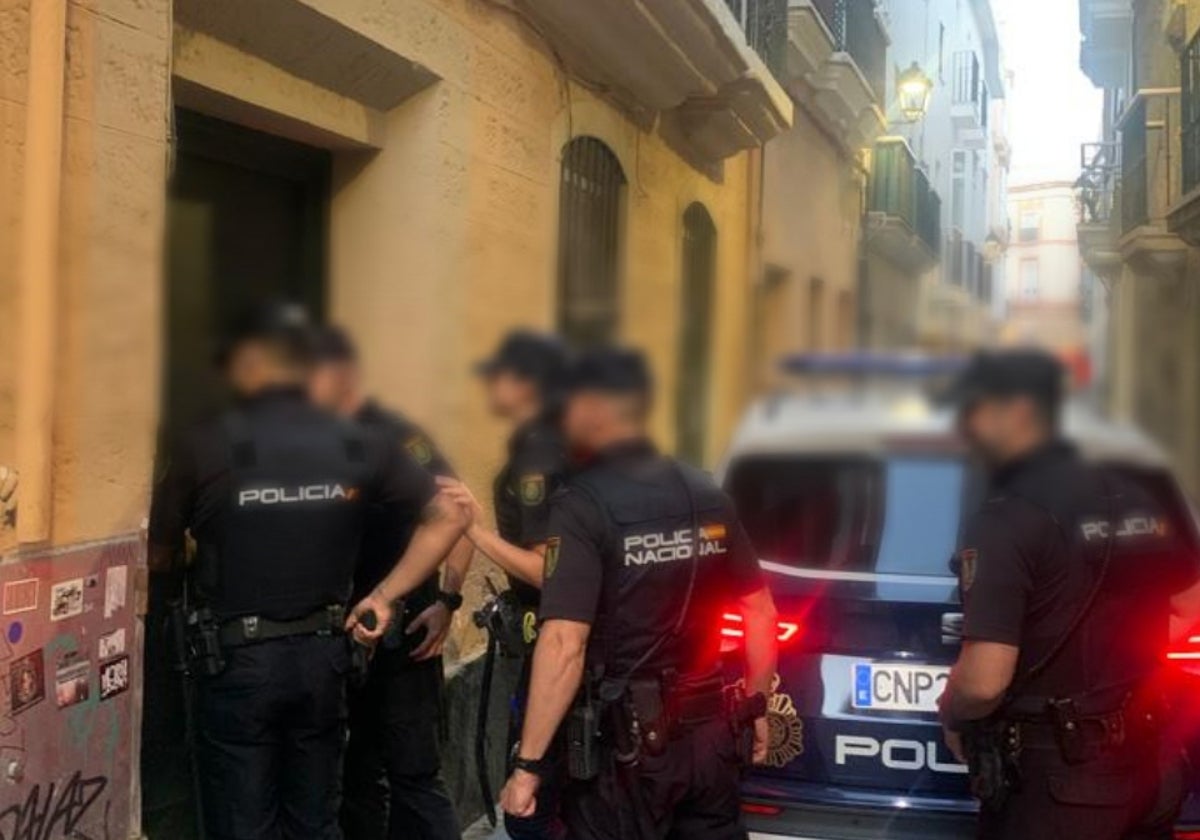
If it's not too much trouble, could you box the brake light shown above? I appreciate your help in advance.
[1166,635,1200,662]
[720,612,802,644]
[741,802,782,816]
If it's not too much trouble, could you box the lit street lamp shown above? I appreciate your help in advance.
[897,61,933,123]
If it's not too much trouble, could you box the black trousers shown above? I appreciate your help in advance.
[340,650,460,840]
[561,718,747,840]
[977,739,1185,840]
[196,634,349,840]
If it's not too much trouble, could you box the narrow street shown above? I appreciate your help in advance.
[2,0,1198,838]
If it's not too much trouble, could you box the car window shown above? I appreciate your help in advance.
[726,454,971,576]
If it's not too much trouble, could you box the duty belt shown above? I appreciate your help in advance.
[217,605,346,648]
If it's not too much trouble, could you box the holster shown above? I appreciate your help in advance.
[963,719,1022,813]
[471,589,533,657]
[725,685,768,766]
[180,606,226,677]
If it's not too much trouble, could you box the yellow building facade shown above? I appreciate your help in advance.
[1,0,800,834]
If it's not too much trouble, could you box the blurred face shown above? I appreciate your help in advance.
[483,369,539,420]
[562,390,645,455]
[308,360,358,415]
[957,394,1042,467]
[225,342,279,397]
[562,391,608,452]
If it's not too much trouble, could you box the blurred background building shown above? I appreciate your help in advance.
[0,0,1021,836]
[1001,181,1092,370]
[1076,0,1200,496]
[863,0,1011,351]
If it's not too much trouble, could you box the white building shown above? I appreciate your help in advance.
[871,0,1010,348]
[1002,182,1091,371]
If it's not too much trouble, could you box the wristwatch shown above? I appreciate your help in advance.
[436,590,464,612]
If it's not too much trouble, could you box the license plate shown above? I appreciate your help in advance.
[851,662,949,712]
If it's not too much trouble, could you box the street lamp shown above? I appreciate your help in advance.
[897,61,933,123]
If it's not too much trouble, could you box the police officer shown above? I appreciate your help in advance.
[436,329,570,839]
[938,349,1200,840]
[498,347,779,840]
[308,326,471,840]
[148,303,467,840]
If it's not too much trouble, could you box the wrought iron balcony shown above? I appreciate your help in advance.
[1076,140,1123,280]
[725,0,789,80]
[1078,141,1119,225]
[866,137,941,272]
[783,0,889,153]
[1117,89,1187,275]
[811,0,887,102]
[515,0,793,165]
[1169,31,1200,247]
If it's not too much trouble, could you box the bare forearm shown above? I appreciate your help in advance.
[377,503,466,602]
[441,537,474,594]
[944,678,1004,724]
[468,524,545,588]
[519,626,586,759]
[740,589,779,696]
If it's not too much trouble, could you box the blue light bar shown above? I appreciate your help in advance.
[779,351,968,378]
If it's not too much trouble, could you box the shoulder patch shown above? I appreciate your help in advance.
[957,548,978,592]
[405,434,434,466]
[544,536,561,579]
[519,473,546,506]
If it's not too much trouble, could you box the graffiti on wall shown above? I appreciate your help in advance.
[0,537,140,840]
[0,770,109,840]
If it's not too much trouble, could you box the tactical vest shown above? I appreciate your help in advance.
[573,456,733,684]
[193,410,370,622]
[997,455,1175,714]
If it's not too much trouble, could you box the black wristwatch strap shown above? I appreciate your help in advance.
[436,590,464,612]
[512,754,549,777]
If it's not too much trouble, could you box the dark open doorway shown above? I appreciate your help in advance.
[162,109,330,432]
[142,110,330,839]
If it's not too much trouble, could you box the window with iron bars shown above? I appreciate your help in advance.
[557,137,626,347]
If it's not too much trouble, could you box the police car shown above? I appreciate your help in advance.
[715,354,1200,839]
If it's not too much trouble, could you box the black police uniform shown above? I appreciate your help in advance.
[340,401,460,840]
[494,416,569,840]
[954,441,1199,840]
[149,386,436,840]
[540,439,766,840]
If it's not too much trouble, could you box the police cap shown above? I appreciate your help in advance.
[310,324,358,364]
[567,347,653,399]
[215,300,313,368]
[941,348,1065,416]
[475,329,569,392]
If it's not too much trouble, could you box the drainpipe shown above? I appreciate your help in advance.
[15,0,69,544]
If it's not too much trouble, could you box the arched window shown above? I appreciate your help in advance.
[557,137,626,347]
[676,203,717,466]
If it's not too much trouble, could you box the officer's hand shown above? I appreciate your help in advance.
[500,769,539,818]
[752,716,769,765]
[407,602,451,661]
[435,477,483,527]
[346,590,393,646]
[943,725,967,765]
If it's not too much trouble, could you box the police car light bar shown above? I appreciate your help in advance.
[780,351,968,379]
